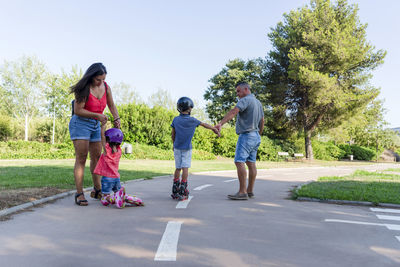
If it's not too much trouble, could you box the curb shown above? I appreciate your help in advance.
[296,197,400,209]
[0,175,172,218]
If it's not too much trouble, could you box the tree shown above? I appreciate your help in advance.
[147,88,175,110]
[0,56,49,141]
[266,0,386,159]
[45,66,82,143]
[112,82,142,105]
[204,58,267,124]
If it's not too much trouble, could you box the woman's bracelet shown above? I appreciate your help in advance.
[113,117,120,122]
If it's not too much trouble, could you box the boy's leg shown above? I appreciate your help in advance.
[171,169,181,199]
[181,167,189,182]
[174,168,181,182]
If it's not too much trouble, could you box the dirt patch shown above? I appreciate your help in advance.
[0,187,71,211]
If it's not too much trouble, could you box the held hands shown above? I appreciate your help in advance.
[212,127,221,137]
[113,117,121,129]
[215,123,222,133]
[98,114,108,125]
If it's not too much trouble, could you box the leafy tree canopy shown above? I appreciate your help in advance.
[266,0,386,158]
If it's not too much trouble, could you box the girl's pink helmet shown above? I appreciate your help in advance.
[105,128,123,144]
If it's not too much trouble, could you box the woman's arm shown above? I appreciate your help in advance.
[106,85,121,128]
[74,100,108,125]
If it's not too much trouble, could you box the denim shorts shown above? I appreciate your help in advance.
[234,131,261,163]
[69,115,101,142]
[174,148,192,168]
[101,176,121,194]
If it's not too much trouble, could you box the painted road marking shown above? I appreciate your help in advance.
[193,184,213,191]
[325,219,400,230]
[224,179,237,183]
[154,221,183,261]
[370,208,400,214]
[176,196,194,209]
[396,236,400,243]
[376,215,400,221]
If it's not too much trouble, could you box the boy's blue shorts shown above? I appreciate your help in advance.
[174,148,192,168]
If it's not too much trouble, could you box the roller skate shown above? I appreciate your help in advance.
[178,181,189,201]
[115,187,126,209]
[125,194,144,206]
[171,180,181,200]
[100,194,113,206]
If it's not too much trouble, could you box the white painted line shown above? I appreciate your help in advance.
[385,224,400,231]
[224,179,237,183]
[176,196,194,209]
[154,221,183,261]
[396,236,400,242]
[325,219,400,231]
[193,184,213,191]
[377,215,400,221]
[370,208,400,214]
[325,219,385,227]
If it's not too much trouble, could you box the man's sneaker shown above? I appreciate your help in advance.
[227,192,248,200]
[247,192,254,198]
[115,187,126,208]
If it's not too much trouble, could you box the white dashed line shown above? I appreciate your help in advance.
[154,221,183,261]
[325,219,400,231]
[176,196,194,209]
[396,236,400,243]
[224,179,237,183]
[193,184,213,191]
[370,208,400,214]
[376,215,400,221]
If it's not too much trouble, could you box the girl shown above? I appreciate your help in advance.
[94,127,144,208]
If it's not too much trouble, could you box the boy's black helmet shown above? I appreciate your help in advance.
[177,97,194,113]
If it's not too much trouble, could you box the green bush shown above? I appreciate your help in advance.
[258,136,281,161]
[0,116,12,141]
[211,127,237,158]
[312,141,345,160]
[192,127,215,153]
[0,141,75,159]
[338,144,352,158]
[117,103,175,150]
[350,145,376,161]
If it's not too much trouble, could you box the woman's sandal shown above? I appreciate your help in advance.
[75,192,88,206]
[90,187,102,200]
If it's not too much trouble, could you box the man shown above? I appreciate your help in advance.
[215,82,264,200]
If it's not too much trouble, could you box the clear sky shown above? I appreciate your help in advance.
[1,0,399,127]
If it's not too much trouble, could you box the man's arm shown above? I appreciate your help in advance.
[258,117,264,135]
[215,107,240,131]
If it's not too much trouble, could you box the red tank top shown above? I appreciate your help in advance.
[93,143,121,178]
[84,82,108,116]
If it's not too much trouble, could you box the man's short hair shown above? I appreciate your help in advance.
[235,82,250,89]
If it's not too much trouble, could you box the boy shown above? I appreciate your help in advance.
[171,97,220,200]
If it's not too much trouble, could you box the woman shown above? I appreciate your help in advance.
[69,63,121,206]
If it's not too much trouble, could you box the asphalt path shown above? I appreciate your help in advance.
[1,163,400,267]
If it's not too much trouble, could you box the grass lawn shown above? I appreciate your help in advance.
[294,169,400,205]
[0,158,387,210]
[0,158,374,190]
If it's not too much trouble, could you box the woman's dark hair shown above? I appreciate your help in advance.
[70,63,107,103]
